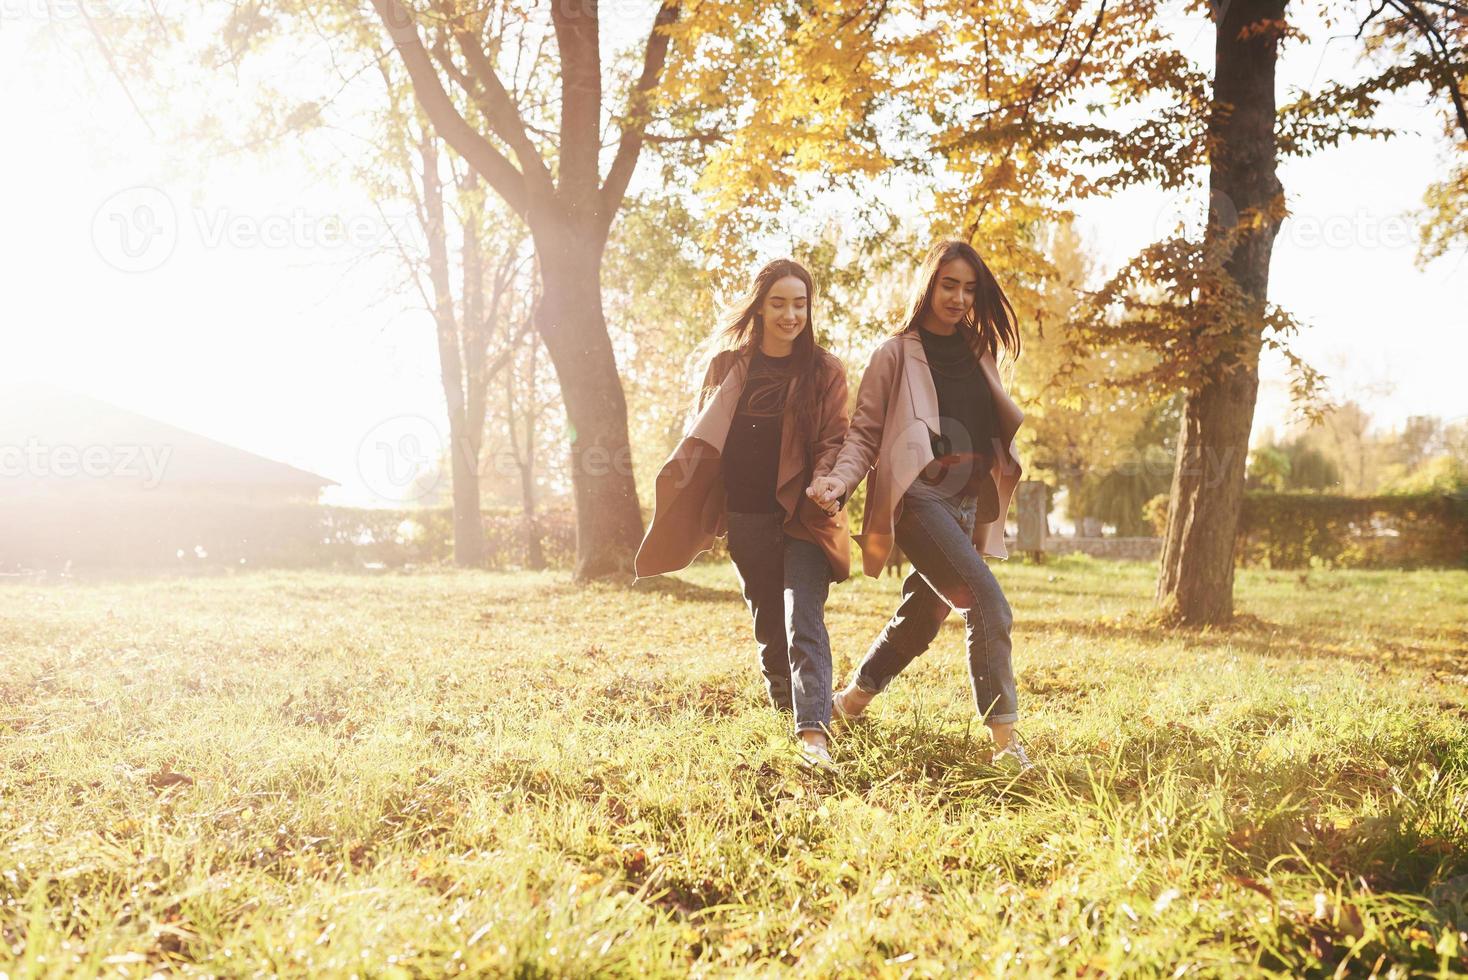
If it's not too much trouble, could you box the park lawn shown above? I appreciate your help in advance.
[1,557,1466,977]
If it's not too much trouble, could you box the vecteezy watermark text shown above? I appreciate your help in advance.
[92,185,422,274]
[0,439,173,489]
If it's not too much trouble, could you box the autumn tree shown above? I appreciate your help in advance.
[1123,0,1463,621]
[665,0,1462,620]
[294,47,539,565]
[363,64,536,564]
[1007,222,1178,533]
[369,0,684,579]
[1353,1,1468,264]
[492,326,560,570]
[599,193,721,496]
[87,0,699,579]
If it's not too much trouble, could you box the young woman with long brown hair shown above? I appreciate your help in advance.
[635,259,850,769]
[807,240,1034,773]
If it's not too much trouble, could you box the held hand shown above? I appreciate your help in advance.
[806,476,843,510]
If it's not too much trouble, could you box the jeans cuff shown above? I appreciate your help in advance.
[983,711,1019,725]
[853,675,883,695]
[794,721,830,735]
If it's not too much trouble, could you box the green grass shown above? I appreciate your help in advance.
[2,557,1466,976]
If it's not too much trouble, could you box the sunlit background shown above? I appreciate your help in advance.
[2,3,1463,510]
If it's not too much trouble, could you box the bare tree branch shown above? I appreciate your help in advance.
[441,8,556,193]
[1385,0,1468,139]
[601,2,680,220]
[76,0,157,137]
[550,0,604,201]
[371,0,530,216]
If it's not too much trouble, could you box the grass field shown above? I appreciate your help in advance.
[2,557,1466,977]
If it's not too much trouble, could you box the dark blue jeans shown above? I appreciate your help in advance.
[852,490,1019,724]
[725,511,834,735]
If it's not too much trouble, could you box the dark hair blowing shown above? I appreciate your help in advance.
[702,257,824,446]
[896,239,1022,362]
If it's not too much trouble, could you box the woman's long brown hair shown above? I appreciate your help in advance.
[699,258,824,447]
[896,240,1022,362]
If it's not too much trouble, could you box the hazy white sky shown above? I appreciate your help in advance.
[1,3,1463,506]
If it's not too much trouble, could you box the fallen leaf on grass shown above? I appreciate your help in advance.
[619,845,648,875]
[147,767,194,790]
[1311,892,1365,940]
[1228,875,1275,902]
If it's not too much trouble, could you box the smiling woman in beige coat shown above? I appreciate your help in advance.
[808,240,1034,774]
[634,259,850,770]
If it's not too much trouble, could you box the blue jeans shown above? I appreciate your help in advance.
[852,490,1019,724]
[725,511,834,735]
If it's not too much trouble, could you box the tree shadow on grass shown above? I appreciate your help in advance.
[628,575,737,604]
[833,715,1046,809]
[580,673,754,725]
[1019,612,1466,676]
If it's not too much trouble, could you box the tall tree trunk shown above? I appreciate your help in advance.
[519,341,545,572]
[447,420,486,566]
[453,171,493,568]
[531,221,642,580]
[420,133,487,567]
[1156,0,1286,624]
[505,328,546,572]
[520,462,545,571]
[372,0,676,581]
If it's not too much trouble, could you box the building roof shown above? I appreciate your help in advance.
[0,382,337,496]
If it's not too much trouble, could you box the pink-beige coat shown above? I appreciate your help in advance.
[633,346,852,583]
[818,329,1025,578]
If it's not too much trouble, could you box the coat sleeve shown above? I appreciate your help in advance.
[818,342,894,503]
[810,359,850,480]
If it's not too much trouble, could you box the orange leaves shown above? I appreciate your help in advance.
[1235,17,1292,43]
[668,0,1192,275]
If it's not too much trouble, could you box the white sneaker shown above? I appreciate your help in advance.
[798,739,838,772]
[991,735,1035,775]
[832,688,866,723]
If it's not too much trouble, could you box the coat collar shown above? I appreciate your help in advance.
[900,331,940,435]
[685,349,751,452]
[683,346,805,507]
[899,328,1025,448]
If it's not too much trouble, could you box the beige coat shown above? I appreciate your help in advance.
[633,346,852,583]
[819,329,1025,578]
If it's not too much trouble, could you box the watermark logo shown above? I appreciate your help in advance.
[356,415,444,503]
[1154,189,1413,252]
[91,186,178,273]
[1152,188,1240,244]
[90,184,423,273]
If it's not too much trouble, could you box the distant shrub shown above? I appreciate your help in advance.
[1236,491,1468,569]
[0,497,575,573]
[1378,455,1467,496]
[1143,493,1170,537]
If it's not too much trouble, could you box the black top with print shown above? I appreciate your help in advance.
[722,349,797,514]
